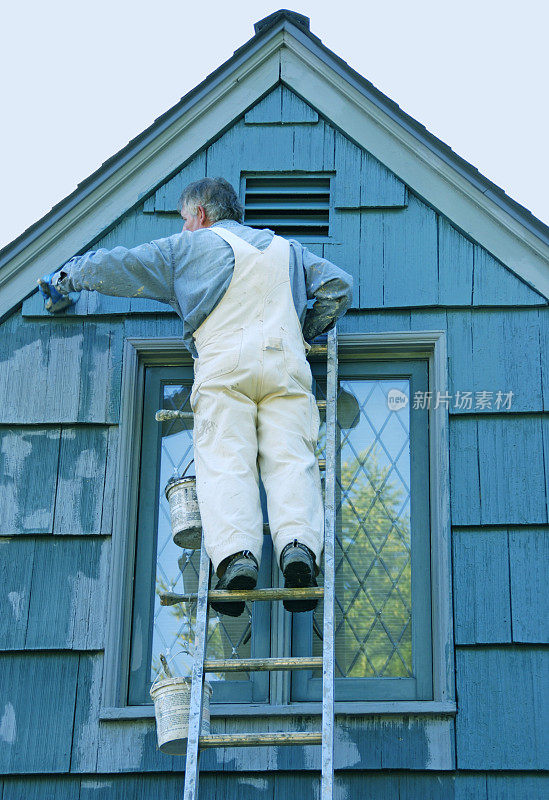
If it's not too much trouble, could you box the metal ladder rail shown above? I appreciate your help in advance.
[181,326,338,800]
[321,325,337,797]
[183,536,210,800]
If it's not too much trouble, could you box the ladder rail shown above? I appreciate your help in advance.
[176,330,337,800]
[183,540,210,800]
[321,325,337,798]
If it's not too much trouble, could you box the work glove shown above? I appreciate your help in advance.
[37,270,74,313]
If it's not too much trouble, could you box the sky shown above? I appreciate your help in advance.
[1,0,548,250]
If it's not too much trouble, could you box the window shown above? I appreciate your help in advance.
[243,174,331,239]
[126,347,433,706]
[128,366,270,705]
[292,357,432,702]
[103,332,453,716]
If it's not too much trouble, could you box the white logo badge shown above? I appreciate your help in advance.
[387,388,408,411]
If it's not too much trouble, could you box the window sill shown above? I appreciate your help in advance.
[99,700,456,721]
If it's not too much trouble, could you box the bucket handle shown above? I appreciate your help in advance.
[181,458,194,478]
[151,647,193,690]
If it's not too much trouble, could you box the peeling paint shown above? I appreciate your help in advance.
[23,509,53,528]
[80,780,113,790]
[423,717,454,769]
[0,428,59,533]
[8,590,24,622]
[1,432,32,474]
[74,447,102,476]
[82,330,111,418]
[68,568,99,645]
[335,723,361,768]
[237,776,269,790]
[0,702,16,743]
[54,429,107,533]
[97,720,148,771]
[73,654,103,772]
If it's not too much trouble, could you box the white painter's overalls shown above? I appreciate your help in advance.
[190,227,324,574]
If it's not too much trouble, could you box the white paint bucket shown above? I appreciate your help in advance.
[165,475,202,550]
[150,676,212,755]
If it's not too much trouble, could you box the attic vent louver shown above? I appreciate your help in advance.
[244,174,330,238]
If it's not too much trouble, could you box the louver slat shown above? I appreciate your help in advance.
[246,199,328,211]
[244,175,330,237]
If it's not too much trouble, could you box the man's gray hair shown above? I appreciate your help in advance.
[178,177,243,223]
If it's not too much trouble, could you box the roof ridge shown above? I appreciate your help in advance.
[254,10,310,34]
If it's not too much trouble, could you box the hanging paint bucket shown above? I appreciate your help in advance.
[150,654,212,756]
[165,460,202,549]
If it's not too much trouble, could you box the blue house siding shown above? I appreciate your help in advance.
[0,538,109,650]
[453,528,549,644]
[0,425,118,533]
[0,653,80,773]
[1,81,548,796]
[456,648,548,770]
[508,528,549,642]
[450,414,548,524]
[1,772,549,798]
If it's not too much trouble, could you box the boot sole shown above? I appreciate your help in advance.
[210,572,257,618]
[283,561,318,613]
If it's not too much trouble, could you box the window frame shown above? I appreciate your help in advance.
[101,331,455,719]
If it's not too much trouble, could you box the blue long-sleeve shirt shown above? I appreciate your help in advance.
[53,218,353,357]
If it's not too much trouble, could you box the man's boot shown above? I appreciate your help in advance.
[210,550,259,617]
[280,539,319,613]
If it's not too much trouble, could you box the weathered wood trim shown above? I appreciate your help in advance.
[279,38,549,299]
[428,331,455,702]
[102,340,144,706]
[102,338,194,709]
[100,700,457,720]
[103,331,454,714]
[339,331,454,702]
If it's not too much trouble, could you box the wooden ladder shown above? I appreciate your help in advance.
[164,326,338,800]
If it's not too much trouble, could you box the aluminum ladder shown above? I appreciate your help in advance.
[168,326,338,800]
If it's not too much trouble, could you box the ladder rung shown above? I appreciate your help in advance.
[199,731,322,748]
[209,587,324,601]
[204,656,322,672]
[160,587,324,606]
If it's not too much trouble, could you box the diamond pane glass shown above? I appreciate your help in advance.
[151,382,253,684]
[311,378,412,678]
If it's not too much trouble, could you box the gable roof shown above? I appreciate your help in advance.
[1,8,548,320]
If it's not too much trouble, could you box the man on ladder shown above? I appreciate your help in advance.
[40,177,353,615]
